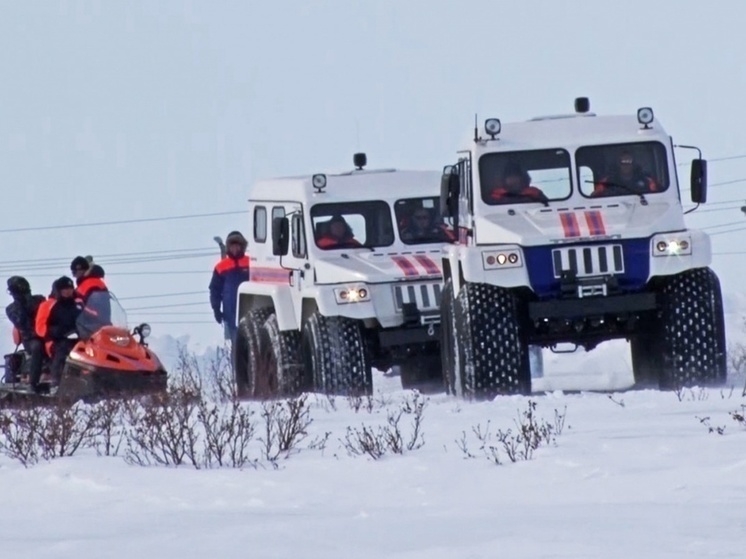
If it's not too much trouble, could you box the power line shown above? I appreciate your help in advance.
[0,210,246,234]
[125,301,208,311]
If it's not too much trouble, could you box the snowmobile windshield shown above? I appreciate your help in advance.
[77,292,127,340]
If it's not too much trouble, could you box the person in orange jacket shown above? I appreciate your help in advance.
[489,162,548,204]
[70,255,108,304]
[35,276,81,386]
[316,215,363,249]
[209,231,250,342]
[592,150,661,197]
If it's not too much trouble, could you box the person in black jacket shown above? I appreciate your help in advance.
[5,276,46,388]
[36,276,81,386]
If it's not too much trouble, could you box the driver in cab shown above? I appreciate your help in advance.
[489,162,548,204]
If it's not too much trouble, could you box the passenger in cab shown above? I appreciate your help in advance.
[401,208,454,243]
[489,162,548,204]
[593,150,660,197]
[316,215,363,249]
[5,276,46,390]
[35,276,81,387]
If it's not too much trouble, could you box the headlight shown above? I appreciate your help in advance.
[653,235,692,257]
[334,285,371,304]
[482,249,523,270]
[109,335,131,347]
[135,323,152,339]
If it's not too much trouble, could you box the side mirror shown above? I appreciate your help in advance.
[439,165,460,217]
[690,158,707,204]
[272,216,290,256]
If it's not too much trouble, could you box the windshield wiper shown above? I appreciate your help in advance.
[586,180,648,205]
[498,191,549,207]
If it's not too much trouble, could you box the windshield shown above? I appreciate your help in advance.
[394,196,455,245]
[480,149,572,205]
[576,141,670,198]
[311,201,394,250]
[77,292,128,340]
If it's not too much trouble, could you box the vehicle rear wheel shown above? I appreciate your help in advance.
[233,308,272,398]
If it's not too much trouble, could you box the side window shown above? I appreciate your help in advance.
[272,206,285,222]
[254,206,267,243]
[291,214,306,258]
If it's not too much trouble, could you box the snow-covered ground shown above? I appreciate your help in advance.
[1,345,745,558]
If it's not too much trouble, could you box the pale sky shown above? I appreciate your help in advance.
[1,0,745,349]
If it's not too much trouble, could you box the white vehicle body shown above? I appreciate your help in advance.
[237,162,450,380]
[438,100,724,397]
[444,113,710,297]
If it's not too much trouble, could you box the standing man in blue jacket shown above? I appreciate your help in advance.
[209,231,250,342]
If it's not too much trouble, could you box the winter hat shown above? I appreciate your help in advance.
[6,276,30,296]
[53,276,75,292]
[70,256,90,273]
[226,231,248,249]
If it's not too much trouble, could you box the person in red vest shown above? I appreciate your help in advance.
[209,231,250,342]
[593,150,660,197]
[316,215,363,249]
[489,162,548,204]
[35,276,81,387]
[70,255,108,304]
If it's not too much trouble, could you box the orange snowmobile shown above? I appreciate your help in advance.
[1,292,167,403]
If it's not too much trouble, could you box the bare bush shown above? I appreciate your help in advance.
[456,400,567,465]
[341,392,427,459]
[123,387,201,467]
[38,402,99,460]
[0,404,45,466]
[198,399,257,469]
[730,406,746,428]
[696,415,726,435]
[170,343,236,402]
[259,395,312,462]
[90,399,127,457]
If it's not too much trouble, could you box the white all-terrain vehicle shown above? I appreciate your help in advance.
[234,154,453,397]
[439,98,726,398]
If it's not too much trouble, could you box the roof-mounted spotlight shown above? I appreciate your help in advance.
[312,173,327,193]
[574,97,590,113]
[353,152,367,170]
[484,118,501,140]
[637,107,654,129]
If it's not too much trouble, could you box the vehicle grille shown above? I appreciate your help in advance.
[393,283,442,311]
[551,244,624,278]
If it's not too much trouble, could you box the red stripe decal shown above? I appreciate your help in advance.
[250,268,290,284]
[584,211,606,236]
[412,255,440,276]
[559,213,580,237]
[392,256,419,277]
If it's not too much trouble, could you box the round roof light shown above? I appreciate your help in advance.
[484,118,501,138]
[637,107,654,126]
[312,174,327,190]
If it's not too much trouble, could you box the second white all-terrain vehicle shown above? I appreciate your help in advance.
[233,154,453,397]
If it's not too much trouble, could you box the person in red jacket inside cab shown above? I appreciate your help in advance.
[35,276,81,387]
[592,150,661,197]
[316,215,363,249]
[70,255,108,304]
[489,162,548,204]
[209,231,250,342]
